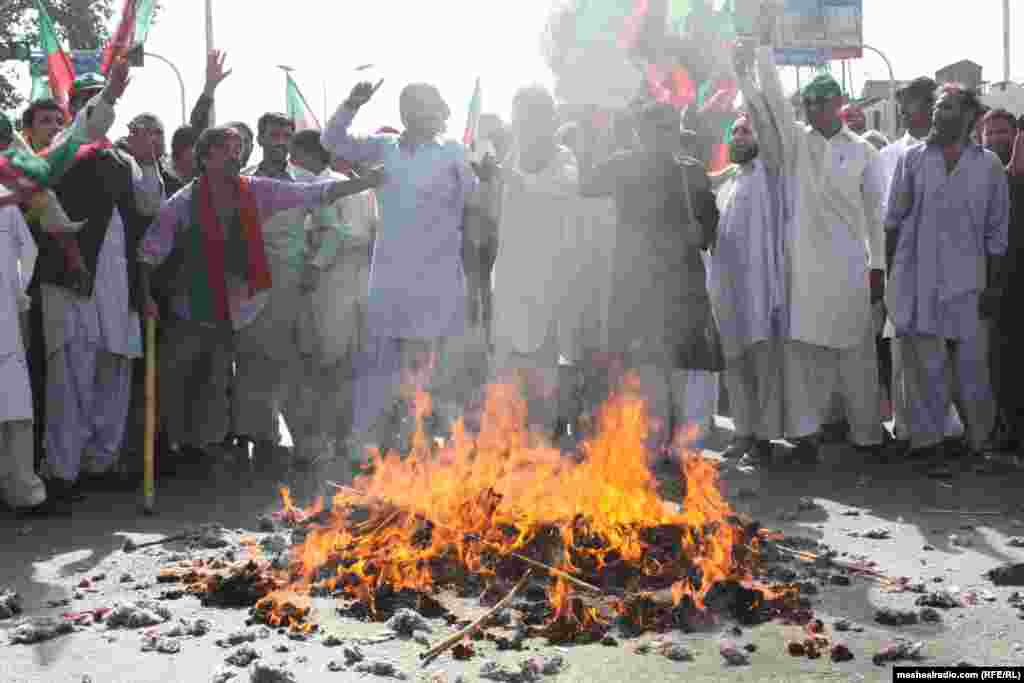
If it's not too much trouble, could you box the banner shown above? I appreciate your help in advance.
[774,0,863,65]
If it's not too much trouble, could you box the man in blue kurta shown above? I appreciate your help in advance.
[321,81,498,473]
[885,84,1009,462]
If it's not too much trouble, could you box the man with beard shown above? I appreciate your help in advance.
[885,85,1008,467]
[840,103,867,135]
[321,81,499,476]
[708,111,784,463]
[138,126,382,473]
[736,42,886,464]
[580,101,722,461]
[980,108,1021,453]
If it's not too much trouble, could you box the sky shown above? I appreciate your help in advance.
[7,0,1024,154]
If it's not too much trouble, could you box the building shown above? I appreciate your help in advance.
[981,82,1024,117]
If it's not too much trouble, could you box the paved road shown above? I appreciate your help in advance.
[3,431,1024,682]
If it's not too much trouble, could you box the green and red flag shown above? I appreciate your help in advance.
[463,77,482,149]
[284,72,321,131]
[101,0,156,73]
[33,0,75,116]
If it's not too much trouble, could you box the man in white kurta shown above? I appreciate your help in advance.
[491,86,578,435]
[0,195,45,511]
[737,45,886,461]
[708,112,784,462]
[282,130,372,464]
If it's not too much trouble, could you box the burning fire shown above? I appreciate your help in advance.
[258,379,761,633]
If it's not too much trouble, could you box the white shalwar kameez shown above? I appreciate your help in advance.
[0,202,44,508]
[740,47,886,445]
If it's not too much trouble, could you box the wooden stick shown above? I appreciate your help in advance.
[774,544,895,584]
[420,570,533,666]
[142,316,157,514]
[500,551,603,594]
[922,508,1004,516]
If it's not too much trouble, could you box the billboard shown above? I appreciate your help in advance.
[773,0,863,66]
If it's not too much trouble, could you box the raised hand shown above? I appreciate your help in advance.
[103,57,131,103]
[471,153,500,183]
[204,50,232,96]
[344,79,384,111]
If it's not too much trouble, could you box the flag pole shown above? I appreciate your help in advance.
[205,0,215,125]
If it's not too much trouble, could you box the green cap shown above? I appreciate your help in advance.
[72,72,107,95]
[801,73,843,101]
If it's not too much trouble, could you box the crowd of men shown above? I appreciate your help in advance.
[0,33,1021,517]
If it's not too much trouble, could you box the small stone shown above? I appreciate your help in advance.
[141,636,181,654]
[0,590,23,620]
[326,660,345,672]
[274,644,290,653]
[830,643,854,662]
[386,608,432,637]
[872,640,924,666]
[91,573,107,582]
[841,510,861,516]
[452,641,475,660]
[1008,537,1024,548]
[248,662,298,683]
[9,617,73,644]
[600,635,618,647]
[787,641,806,657]
[719,640,750,666]
[919,608,943,623]
[658,642,694,662]
[287,631,308,642]
[343,645,364,665]
[322,633,343,647]
[874,608,919,626]
[833,619,852,632]
[830,574,852,587]
[72,591,84,600]
[950,534,973,548]
[211,670,238,683]
[226,645,261,667]
[354,660,407,680]
[923,544,936,551]
[915,591,963,609]
[119,573,134,583]
[540,655,566,675]
[106,601,172,629]
[862,527,891,540]
[743,643,758,653]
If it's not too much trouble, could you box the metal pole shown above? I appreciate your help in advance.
[1005,0,1011,85]
[861,44,897,139]
[205,0,215,125]
[144,51,187,125]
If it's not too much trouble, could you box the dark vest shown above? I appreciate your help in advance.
[35,148,151,309]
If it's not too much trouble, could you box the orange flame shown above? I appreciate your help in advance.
[270,379,754,628]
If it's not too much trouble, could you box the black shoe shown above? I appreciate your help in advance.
[722,437,755,460]
[80,470,140,492]
[45,478,86,503]
[790,439,820,464]
[14,496,73,518]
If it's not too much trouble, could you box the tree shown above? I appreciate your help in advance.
[0,0,116,113]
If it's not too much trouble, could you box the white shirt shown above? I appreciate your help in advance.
[878,132,924,221]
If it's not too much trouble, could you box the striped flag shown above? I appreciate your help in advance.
[284,72,321,131]
[101,0,156,73]
[33,0,75,116]
[463,77,482,150]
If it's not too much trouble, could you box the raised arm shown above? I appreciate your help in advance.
[321,81,392,166]
[249,173,384,219]
[737,44,798,177]
[190,50,232,133]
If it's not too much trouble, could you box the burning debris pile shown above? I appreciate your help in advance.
[159,384,799,649]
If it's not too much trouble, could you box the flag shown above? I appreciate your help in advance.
[285,73,321,131]
[33,0,75,115]
[101,0,156,74]
[463,78,482,149]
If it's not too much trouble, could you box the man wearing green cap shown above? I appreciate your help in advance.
[735,42,887,465]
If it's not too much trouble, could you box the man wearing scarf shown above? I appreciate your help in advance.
[736,44,887,464]
[138,126,382,470]
[886,85,1008,467]
[321,81,500,474]
[708,111,785,464]
[580,101,723,462]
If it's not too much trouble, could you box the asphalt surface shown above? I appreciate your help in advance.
[3,429,1024,683]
